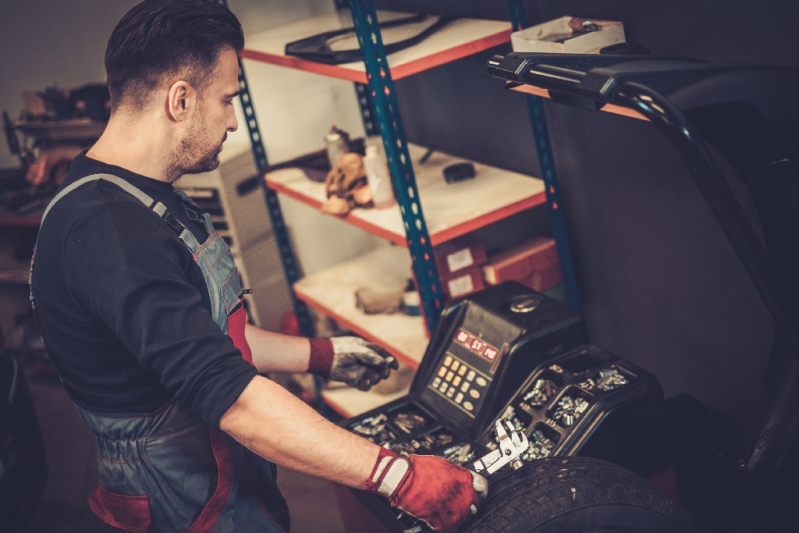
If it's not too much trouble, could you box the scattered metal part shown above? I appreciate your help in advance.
[578,377,595,391]
[522,429,557,461]
[549,364,564,374]
[456,444,474,465]
[393,411,428,433]
[499,406,525,432]
[388,441,416,455]
[351,413,388,438]
[552,395,589,427]
[431,429,454,448]
[441,442,473,466]
[523,378,558,406]
[415,434,432,452]
[596,367,629,391]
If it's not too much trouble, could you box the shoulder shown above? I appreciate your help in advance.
[39,175,179,263]
[46,176,159,231]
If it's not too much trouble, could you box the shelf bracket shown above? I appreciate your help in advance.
[348,0,444,333]
[507,0,582,311]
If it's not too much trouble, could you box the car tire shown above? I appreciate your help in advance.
[465,456,699,533]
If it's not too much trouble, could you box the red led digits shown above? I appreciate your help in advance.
[454,329,499,362]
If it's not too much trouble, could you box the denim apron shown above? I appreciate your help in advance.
[31,174,290,532]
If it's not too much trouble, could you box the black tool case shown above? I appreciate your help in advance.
[475,344,668,478]
[346,281,586,447]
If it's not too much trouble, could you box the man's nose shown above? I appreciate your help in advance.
[227,111,238,132]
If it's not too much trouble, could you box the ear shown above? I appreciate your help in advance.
[166,80,196,122]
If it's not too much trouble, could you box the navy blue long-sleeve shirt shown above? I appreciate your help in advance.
[31,153,257,427]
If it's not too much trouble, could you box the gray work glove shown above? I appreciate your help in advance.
[330,336,399,391]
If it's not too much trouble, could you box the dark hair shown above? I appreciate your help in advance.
[105,0,244,111]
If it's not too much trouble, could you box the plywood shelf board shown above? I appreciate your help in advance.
[293,246,428,369]
[243,12,512,83]
[265,144,545,247]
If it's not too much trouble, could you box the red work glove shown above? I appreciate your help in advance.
[366,447,489,533]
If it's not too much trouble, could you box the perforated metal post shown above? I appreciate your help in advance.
[332,0,380,136]
[354,82,379,136]
[221,0,315,337]
[348,0,444,332]
[507,0,582,310]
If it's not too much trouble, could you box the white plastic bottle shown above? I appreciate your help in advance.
[324,127,348,167]
[363,145,395,209]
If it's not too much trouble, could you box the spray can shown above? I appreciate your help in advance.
[363,145,395,209]
[325,126,348,167]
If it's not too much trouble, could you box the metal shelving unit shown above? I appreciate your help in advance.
[232,1,553,416]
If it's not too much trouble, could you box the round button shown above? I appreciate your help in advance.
[463,401,474,411]
[510,296,542,313]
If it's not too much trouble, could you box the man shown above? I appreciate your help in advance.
[29,1,487,532]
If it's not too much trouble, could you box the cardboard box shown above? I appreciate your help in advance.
[482,237,562,292]
[511,16,625,54]
[441,267,485,301]
[433,236,487,278]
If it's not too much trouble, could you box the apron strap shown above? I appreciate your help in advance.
[39,173,203,251]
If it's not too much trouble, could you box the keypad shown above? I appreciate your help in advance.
[430,353,490,414]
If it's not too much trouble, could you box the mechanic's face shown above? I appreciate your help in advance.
[179,48,240,176]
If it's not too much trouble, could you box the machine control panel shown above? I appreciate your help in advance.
[429,350,491,416]
[415,282,585,436]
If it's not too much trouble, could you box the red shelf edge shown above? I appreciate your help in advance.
[265,177,408,246]
[428,191,547,246]
[242,27,512,83]
[242,50,367,83]
[266,176,546,248]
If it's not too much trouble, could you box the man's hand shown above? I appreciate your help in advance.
[327,336,399,391]
[366,448,489,533]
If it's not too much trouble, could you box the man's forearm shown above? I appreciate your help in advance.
[219,374,379,489]
[244,323,311,374]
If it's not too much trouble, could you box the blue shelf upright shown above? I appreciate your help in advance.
[507,0,582,311]
[348,0,445,333]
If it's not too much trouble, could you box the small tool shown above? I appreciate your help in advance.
[471,419,528,475]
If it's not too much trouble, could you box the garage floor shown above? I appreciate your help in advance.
[22,362,347,533]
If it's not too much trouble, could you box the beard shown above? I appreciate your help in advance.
[165,116,226,183]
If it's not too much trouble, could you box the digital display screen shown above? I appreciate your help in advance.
[454,328,499,362]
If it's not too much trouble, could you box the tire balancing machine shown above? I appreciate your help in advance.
[343,281,586,531]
